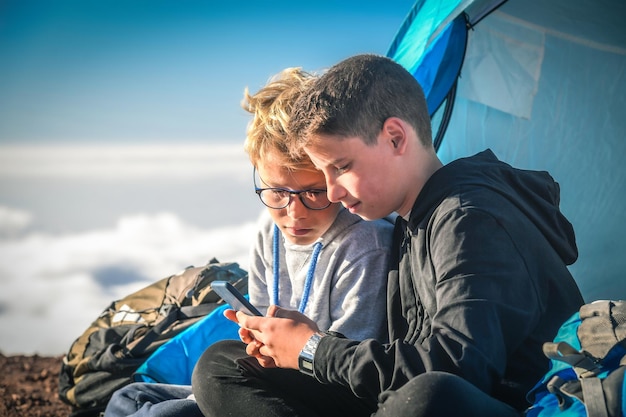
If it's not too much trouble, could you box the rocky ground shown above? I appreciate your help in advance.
[0,353,72,417]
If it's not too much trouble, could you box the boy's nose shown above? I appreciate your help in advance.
[325,181,345,204]
[286,195,308,218]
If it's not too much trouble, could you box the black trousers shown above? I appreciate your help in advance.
[191,340,520,417]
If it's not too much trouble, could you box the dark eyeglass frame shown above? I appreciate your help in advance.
[253,167,332,211]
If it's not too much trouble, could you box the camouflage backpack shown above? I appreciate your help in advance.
[58,258,248,417]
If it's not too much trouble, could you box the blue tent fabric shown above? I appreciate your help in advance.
[413,13,467,116]
[133,303,240,385]
[388,1,469,116]
[387,0,626,302]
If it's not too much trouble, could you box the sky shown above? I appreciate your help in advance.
[0,0,416,144]
[0,0,417,355]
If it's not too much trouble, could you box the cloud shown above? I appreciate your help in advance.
[0,143,251,181]
[0,143,262,355]
[0,211,257,355]
[0,206,33,237]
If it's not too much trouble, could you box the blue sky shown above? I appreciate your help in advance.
[0,0,416,144]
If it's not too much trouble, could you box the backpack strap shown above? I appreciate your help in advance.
[543,341,601,378]
[126,303,217,357]
[544,342,612,417]
[580,377,609,417]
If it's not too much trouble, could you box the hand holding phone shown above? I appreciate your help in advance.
[211,281,263,316]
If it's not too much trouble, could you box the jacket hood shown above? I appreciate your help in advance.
[409,149,578,265]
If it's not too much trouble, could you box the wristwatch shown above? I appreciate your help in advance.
[298,332,326,376]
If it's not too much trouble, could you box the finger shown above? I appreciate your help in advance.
[236,314,269,345]
[257,346,282,368]
[270,306,300,320]
[266,305,280,317]
[246,343,263,357]
[239,328,254,344]
[257,356,277,368]
[235,310,255,327]
[223,309,239,323]
[236,312,266,335]
[240,331,251,344]
[258,344,270,358]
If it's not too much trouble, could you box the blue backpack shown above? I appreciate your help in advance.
[526,300,626,417]
[133,302,240,385]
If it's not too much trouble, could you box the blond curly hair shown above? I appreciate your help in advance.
[242,67,317,170]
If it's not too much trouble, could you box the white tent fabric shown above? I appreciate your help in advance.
[391,0,626,301]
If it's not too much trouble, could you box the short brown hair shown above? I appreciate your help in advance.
[289,54,432,154]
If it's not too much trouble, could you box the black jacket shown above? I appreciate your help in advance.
[313,149,584,410]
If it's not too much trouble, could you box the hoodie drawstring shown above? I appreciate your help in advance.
[271,224,323,313]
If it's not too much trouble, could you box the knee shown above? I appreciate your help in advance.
[191,340,244,397]
[110,382,144,401]
[104,382,147,416]
[379,372,519,417]
[378,372,473,416]
[408,372,463,405]
[192,340,236,385]
[192,340,247,415]
[422,372,463,394]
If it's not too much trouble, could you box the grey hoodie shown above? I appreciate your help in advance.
[248,208,394,342]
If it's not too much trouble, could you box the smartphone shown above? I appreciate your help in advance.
[210,281,263,316]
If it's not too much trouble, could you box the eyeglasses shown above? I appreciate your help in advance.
[253,168,332,210]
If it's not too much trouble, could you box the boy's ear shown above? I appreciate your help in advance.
[382,117,407,153]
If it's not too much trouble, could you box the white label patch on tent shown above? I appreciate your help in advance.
[458,11,545,119]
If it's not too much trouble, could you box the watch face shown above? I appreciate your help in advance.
[298,332,324,376]
[299,356,314,373]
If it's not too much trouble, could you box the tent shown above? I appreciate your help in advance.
[387,0,626,302]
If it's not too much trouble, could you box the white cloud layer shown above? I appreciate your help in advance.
[0,206,33,237]
[0,210,257,355]
[0,143,251,181]
[0,143,263,355]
